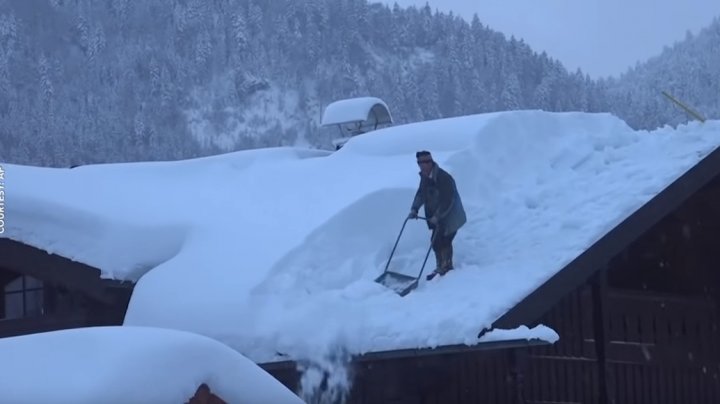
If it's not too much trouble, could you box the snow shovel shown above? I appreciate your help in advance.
[374,216,436,297]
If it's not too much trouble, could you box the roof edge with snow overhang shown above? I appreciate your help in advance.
[261,337,551,370]
[490,135,720,331]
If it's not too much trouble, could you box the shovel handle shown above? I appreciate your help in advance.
[383,215,428,273]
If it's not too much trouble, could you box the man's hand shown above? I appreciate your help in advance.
[408,209,418,219]
[428,215,439,225]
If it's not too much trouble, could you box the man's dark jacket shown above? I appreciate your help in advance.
[411,162,467,236]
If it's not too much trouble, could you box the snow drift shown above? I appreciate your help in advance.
[2,110,719,366]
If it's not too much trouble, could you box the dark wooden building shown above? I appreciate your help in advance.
[261,146,720,403]
[0,238,132,338]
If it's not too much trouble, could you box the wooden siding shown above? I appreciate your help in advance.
[603,290,720,404]
[264,347,527,404]
[522,285,602,404]
[0,312,88,338]
[0,251,132,338]
[262,283,719,404]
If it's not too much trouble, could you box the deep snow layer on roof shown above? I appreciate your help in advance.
[0,326,303,404]
[2,110,719,364]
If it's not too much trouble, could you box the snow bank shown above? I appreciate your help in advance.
[2,146,329,282]
[0,326,304,404]
[2,110,719,367]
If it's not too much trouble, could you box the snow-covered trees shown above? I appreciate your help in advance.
[605,17,719,129]
[0,0,715,166]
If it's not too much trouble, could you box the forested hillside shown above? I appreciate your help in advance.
[602,17,720,130]
[0,0,715,166]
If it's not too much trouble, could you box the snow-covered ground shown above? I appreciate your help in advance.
[0,326,304,404]
[2,110,719,368]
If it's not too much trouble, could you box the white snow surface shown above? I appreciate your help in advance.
[321,96,391,125]
[3,110,720,364]
[0,326,304,404]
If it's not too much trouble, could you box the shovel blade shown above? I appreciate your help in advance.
[375,271,419,296]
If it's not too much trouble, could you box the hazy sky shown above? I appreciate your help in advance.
[383,0,720,78]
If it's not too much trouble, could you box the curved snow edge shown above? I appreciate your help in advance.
[0,326,305,404]
[2,194,188,281]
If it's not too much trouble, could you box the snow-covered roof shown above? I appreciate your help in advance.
[2,111,719,375]
[0,326,303,404]
[321,96,392,126]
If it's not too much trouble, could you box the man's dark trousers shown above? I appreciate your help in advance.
[432,226,456,271]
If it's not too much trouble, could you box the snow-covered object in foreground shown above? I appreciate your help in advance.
[0,326,304,404]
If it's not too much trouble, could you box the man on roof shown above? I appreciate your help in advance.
[408,150,467,279]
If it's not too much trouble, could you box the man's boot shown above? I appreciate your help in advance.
[434,249,447,275]
[433,251,442,273]
[426,250,443,280]
[437,245,454,275]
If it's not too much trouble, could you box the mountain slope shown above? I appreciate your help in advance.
[1,1,715,167]
[0,0,603,166]
[604,16,720,129]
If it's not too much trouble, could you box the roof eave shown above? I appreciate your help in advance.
[260,338,551,370]
[0,237,131,305]
[490,142,720,331]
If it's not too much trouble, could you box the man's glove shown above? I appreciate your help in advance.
[428,215,439,225]
[408,209,418,219]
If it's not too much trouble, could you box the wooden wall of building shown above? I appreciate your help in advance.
[598,176,720,404]
[602,290,719,403]
[520,285,603,404]
[264,346,527,404]
[0,265,131,338]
